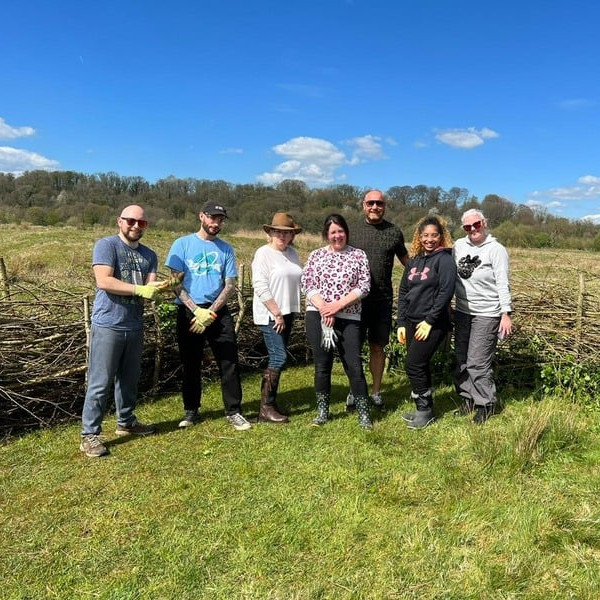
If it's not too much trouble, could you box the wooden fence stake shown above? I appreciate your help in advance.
[0,257,9,299]
[575,272,585,358]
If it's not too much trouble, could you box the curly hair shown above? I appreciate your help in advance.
[410,215,453,257]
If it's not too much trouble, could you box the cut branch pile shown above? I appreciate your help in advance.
[1,269,598,436]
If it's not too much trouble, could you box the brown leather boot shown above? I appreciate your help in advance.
[258,368,289,423]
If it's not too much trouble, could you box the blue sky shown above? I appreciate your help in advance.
[2,0,600,221]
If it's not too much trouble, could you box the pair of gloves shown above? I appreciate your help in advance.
[133,273,184,301]
[320,322,338,351]
[397,321,432,344]
[189,307,217,334]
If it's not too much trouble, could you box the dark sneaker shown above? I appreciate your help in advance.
[473,404,495,425]
[115,419,156,436]
[80,434,109,458]
[407,410,435,430]
[371,393,386,411]
[227,413,252,431]
[345,392,356,413]
[178,410,201,428]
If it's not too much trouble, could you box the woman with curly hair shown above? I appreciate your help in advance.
[397,215,456,429]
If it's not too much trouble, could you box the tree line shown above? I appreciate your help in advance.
[1,170,599,250]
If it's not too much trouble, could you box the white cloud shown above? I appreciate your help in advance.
[579,175,600,185]
[435,127,499,149]
[0,117,35,140]
[219,147,243,154]
[582,214,600,224]
[343,135,387,164]
[557,98,596,110]
[256,135,391,186]
[0,146,60,174]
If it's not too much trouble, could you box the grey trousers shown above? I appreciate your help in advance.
[454,311,501,407]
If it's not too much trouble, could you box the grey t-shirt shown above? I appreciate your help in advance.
[91,235,158,331]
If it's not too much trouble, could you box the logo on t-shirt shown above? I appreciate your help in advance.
[187,251,222,276]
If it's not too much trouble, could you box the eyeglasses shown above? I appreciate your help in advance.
[120,217,148,229]
[270,229,293,236]
[365,200,385,207]
[462,220,483,232]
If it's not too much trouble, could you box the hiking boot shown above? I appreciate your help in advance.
[80,434,109,458]
[371,392,386,411]
[345,392,356,413]
[227,413,252,431]
[115,419,156,436]
[178,410,201,428]
[473,404,495,425]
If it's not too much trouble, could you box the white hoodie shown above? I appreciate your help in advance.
[453,234,512,317]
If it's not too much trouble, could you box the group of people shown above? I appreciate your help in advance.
[79,192,512,457]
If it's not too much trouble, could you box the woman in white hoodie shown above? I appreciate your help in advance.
[453,209,513,424]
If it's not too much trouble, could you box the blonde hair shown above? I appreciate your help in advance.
[410,215,453,257]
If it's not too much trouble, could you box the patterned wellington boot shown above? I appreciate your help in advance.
[311,392,330,426]
[355,395,373,430]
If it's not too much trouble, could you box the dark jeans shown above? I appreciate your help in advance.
[405,321,448,395]
[176,305,243,416]
[305,311,368,397]
[259,314,294,370]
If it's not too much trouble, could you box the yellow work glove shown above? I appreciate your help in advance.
[190,307,217,334]
[397,327,406,345]
[133,285,161,301]
[414,321,432,341]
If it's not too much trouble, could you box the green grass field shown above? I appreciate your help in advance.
[2,366,600,599]
[2,224,600,598]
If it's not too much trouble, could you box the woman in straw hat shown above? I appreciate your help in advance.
[252,212,303,423]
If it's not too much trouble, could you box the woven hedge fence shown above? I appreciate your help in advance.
[1,259,599,436]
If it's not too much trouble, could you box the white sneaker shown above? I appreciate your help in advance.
[226,413,251,431]
[345,392,356,412]
[371,393,386,411]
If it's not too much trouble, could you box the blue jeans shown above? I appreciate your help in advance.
[259,314,294,369]
[81,325,143,436]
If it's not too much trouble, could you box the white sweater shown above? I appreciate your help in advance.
[251,244,302,325]
[453,234,512,317]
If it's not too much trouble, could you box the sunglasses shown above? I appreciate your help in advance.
[365,200,385,207]
[120,217,148,229]
[462,220,483,232]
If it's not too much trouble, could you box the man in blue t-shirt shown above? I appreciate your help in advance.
[80,205,167,458]
[165,201,251,432]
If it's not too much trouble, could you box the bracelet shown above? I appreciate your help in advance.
[274,313,282,318]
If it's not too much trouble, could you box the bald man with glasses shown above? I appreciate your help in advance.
[80,204,168,457]
[348,190,409,412]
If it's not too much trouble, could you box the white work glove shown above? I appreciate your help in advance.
[320,322,338,351]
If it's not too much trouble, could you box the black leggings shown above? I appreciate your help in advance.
[305,311,368,397]
[405,321,448,394]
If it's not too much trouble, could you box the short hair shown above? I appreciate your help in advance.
[322,213,350,242]
[461,208,486,223]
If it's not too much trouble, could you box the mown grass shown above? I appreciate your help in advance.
[3,363,600,599]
